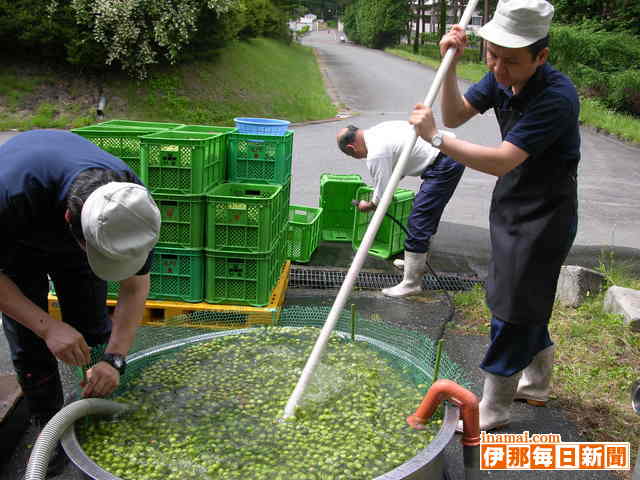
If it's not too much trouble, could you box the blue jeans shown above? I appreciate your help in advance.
[2,243,110,418]
[404,154,465,253]
[480,317,554,377]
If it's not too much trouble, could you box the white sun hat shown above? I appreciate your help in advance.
[82,182,161,281]
[478,0,554,49]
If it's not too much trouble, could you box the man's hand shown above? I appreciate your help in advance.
[440,25,468,61]
[357,200,376,212]
[410,104,439,144]
[42,321,91,366]
[81,361,120,397]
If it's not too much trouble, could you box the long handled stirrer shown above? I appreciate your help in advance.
[282,0,481,419]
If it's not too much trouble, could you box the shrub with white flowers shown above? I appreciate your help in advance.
[48,0,242,78]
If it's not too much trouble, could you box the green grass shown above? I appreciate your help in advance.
[0,38,336,130]
[385,45,640,145]
[451,253,640,472]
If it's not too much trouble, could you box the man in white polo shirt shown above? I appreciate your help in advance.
[336,121,464,297]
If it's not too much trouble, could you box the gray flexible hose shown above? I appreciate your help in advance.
[25,398,130,480]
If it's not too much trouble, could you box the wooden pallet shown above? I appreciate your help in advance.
[48,261,290,330]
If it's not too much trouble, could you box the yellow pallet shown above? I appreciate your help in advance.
[48,261,290,330]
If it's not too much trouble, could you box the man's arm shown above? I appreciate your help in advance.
[0,272,91,365]
[410,104,528,177]
[82,273,149,397]
[439,26,480,128]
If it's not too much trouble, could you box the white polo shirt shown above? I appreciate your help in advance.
[363,121,453,204]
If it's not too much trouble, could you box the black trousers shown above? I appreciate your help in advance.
[2,244,111,420]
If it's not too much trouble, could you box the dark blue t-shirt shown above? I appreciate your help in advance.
[464,63,580,195]
[0,130,150,274]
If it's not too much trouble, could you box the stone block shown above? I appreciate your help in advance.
[555,265,606,307]
[604,286,640,331]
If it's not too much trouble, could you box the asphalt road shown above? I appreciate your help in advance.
[293,31,640,275]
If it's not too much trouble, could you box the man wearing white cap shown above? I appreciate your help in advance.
[0,130,160,473]
[409,0,580,431]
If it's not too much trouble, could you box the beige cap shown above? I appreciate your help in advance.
[478,0,554,49]
[81,182,160,281]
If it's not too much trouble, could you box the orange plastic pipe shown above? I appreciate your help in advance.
[407,378,480,447]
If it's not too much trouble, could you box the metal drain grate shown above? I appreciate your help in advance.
[288,267,483,291]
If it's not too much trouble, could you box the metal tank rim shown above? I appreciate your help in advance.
[62,327,460,480]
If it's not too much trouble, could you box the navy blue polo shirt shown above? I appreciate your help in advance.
[465,63,580,180]
[0,130,151,275]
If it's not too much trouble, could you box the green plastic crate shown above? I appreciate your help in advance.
[206,183,286,252]
[319,173,365,242]
[106,248,204,302]
[71,121,181,177]
[154,193,205,249]
[97,120,185,130]
[286,205,323,263]
[204,232,286,306]
[352,186,415,259]
[228,131,293,184]
[140,130,229,194]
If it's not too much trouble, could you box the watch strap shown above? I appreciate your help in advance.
[102,353,126,375]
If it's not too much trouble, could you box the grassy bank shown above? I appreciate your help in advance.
[0,38,336,130]
[385,46,640,145]
[452,254,640,475]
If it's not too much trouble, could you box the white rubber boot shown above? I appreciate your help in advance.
[514,345,555,406]
[382,251,426,297]
[457,372,522,433]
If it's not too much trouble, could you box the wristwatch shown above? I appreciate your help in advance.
[102,353,127,375]
[430,131,444,148]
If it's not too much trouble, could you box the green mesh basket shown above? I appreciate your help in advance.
[71,120,183,177]
[286,205,323,263]
[204,231,286,306]
[352,186,415,259]
[227,131,293,185]
[319,173,365,242]
[154,193,206,249]
[140,130,229,194]
[206,183,287,253]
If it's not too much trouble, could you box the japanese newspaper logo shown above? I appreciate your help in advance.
[480,431,630,470]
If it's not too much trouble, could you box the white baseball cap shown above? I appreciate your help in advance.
[478,0,554,49]
[81,182,161,281]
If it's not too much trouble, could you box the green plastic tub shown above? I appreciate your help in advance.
[204,233,285,307]
[227,131,293,184]
[352,186,415,259]
[153,193,205,249]
[319,173,365,242]
[140,130,229,194]
[286,205,323,263]
[206,183,287,253]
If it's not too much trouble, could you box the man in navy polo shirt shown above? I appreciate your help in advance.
[409,0,580,431]
[0,130,160,472]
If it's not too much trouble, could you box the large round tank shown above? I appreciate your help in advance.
[61,323,463,480]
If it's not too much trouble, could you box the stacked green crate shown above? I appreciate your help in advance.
[352,186,415,259]
[116,125,235,302]
[204,183,288,306]
[71,120,183,177]
[204,129,293,305]
[319,173,366,242]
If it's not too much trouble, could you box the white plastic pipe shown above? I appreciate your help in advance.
[283,0,481,419]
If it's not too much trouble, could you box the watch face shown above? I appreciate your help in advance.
[432,134,443,147]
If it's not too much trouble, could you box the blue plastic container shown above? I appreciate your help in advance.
[234,117,290,136]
